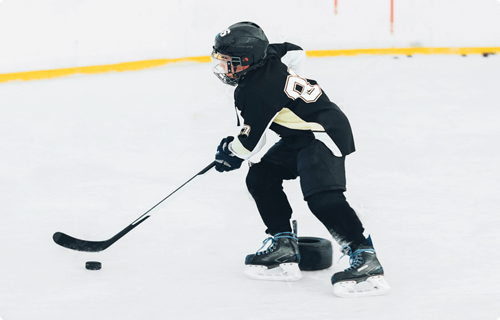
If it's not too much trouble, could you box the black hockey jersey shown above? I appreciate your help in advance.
[230,43,355,159]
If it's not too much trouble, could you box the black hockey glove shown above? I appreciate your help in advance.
[215,136,244,172]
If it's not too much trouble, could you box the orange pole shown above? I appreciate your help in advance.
[390,0,394,33]
[334,0,338,15]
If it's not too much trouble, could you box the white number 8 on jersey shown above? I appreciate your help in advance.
[284,71,322,103]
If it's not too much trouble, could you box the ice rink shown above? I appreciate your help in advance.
[1,54,499,320]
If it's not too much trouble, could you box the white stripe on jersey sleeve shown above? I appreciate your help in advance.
[228,113,279,160]
[281,50,306,76]
[229,132,267,160]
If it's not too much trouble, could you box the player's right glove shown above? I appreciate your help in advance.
[215,136,244,172]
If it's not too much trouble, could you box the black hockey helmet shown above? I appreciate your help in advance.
[211,22,269,86]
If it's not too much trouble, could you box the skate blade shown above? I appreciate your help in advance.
[244,263,302,282]
[333,275,390,298]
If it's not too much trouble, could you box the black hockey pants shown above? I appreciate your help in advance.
[246,159,367,247]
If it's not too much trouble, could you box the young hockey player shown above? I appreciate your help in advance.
[211,21,390,297]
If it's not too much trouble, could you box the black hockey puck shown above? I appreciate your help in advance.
[298,237,333,271]
[85,261,102,270]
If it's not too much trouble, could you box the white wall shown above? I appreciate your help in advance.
[1,0,499,74]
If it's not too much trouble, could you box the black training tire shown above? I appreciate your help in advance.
[298,236,333,271]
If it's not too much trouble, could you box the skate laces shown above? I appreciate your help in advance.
[256,232,298,255]
[339,245,375,271]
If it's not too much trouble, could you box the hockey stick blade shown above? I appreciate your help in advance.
[53,161,215,252]
[53,231,111,252]
[52,215,150,252]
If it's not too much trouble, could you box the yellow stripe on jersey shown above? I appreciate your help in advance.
[273,108,325,131]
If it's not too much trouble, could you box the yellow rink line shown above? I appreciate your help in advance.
[0,56,211,84]
[306,46,500,57]
[1,47,499,83]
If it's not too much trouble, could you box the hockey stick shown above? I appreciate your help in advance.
[53,161,216,252]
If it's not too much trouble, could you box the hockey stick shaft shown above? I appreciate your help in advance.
[131,161,216,225]
[53,161,216,252]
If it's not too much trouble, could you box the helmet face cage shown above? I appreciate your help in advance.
[211,49,250,86]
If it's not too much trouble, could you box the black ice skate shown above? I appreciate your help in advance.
[331,236,390,297]
[244,232,302,281]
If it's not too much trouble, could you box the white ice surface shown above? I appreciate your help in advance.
[1,55,499,320]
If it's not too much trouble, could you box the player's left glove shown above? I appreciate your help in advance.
[215,136,244,172]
